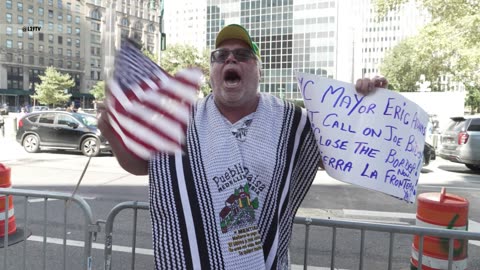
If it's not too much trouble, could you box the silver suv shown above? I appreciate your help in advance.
[438,116,480,171]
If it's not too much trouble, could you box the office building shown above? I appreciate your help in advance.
[0,0,163,110]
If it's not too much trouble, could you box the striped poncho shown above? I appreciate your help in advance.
[149,93,321,269]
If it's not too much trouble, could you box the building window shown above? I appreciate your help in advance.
[6,26,12,36]
[28,5,34,13]
[49,59,54,66]
[29,56,34,64]
[28,43,34,50]
[58,48,62,55]
[49,46,53,55]
[91,9,101,20]
[48,9,53,18]
[39,7,44,15]
[58,12,63,21]
[121,17,129,26]
[48,34,54,43]
[39,33,44,41]
[18,15,23,24]
[17,41,23,49]
[58,24,63,33]
[49,22,54,31]
[6,13,12,23]
[39,45,44,52]
[75,16,80,24]
[39,20,44,27]
[75,27,80,36]
[66,49,71,56]
[28,18,34,25]
[6,0,12,9]
[75,39,80,47]
[28,32,34,40]
[39,57,44,65]
[17,2,23,11]
[67,26,72,34]
[67,38,72,46]
[17,29,23,38]
[58,36,63,44]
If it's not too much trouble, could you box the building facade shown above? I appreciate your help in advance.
[206,0,357,100]
[0,0,163,111]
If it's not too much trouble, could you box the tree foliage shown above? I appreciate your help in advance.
[160,44,211,97]
[375,0,480,97]
[31,67,74,107]
[89,81,105,101]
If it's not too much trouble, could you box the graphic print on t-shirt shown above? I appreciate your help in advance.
[219,183,259,233]
[219,183,263,256]
[231,119,253,142]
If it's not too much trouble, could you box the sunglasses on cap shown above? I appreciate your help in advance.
[210,48,257,63]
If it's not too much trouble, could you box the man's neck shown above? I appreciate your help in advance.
[215,95,260,124]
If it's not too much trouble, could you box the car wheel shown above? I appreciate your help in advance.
[465,164,480,171]
[23,134,40,153]
[81,137,100,157]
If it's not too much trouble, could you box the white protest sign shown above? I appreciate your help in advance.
[297,73,429,203]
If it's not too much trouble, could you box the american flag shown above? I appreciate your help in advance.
[105,40,202,160]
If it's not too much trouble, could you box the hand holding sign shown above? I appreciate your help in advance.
[297,73,428,203]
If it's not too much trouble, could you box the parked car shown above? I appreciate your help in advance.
[16,111,110,156]
[423,142,436,167]
[438,116,480,171]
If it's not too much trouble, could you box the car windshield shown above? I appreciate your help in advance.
[73,113,97,127]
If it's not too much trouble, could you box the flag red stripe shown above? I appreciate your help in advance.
[109,97,183,149]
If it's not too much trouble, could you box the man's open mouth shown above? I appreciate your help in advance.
[224,70,241,87]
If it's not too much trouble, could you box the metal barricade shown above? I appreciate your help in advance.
[0,188,98,270]
[102,202,480,270]
[103,201,149,270]
[294,216,480,270]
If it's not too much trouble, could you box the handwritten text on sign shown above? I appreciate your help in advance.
[297,73,428,203]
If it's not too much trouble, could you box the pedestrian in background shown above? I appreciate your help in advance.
[97,24,388,269]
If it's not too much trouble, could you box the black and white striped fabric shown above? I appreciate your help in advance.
[149,93,321,270]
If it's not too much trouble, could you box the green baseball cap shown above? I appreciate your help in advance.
[215,24,261,59]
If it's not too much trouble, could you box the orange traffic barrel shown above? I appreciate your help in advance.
[411,187,469,270]
[0,163,30,248]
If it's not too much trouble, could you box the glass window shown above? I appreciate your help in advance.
[28,5,33,13]
[17,41,23,49]
[75,39,80,47]
[75,16,80,24]
[18,15,23,24]
[6,27,12,36]
[6,13,12,23]
[58,36,63,44]
[39,20,44,27]
[67,26,72,34]
[58,12,63,21]
[67,38,72,46]
[39,45,44,51]
[58,48,62,55]
[17,29,23,38]
[39,113,55,124]
[28,32,34,40]
[57,115,77,126]
[39,33,44,41]
[48,34,54,43]
[49,22,54,30]
[17,2,23,11]
[48,10,54,18]
[58,24,63,33]
[39,7,44,15]
[75,28,80,35]
[67,14,71,22]
[6,0,12,9]
[28,18,34,25]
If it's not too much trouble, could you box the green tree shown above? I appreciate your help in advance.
[142,48,159,64]
[89,81,106,101]
[465,86,480,114]
[160,44,211,97]
[31,67,74,107]
[375,0,480,93]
